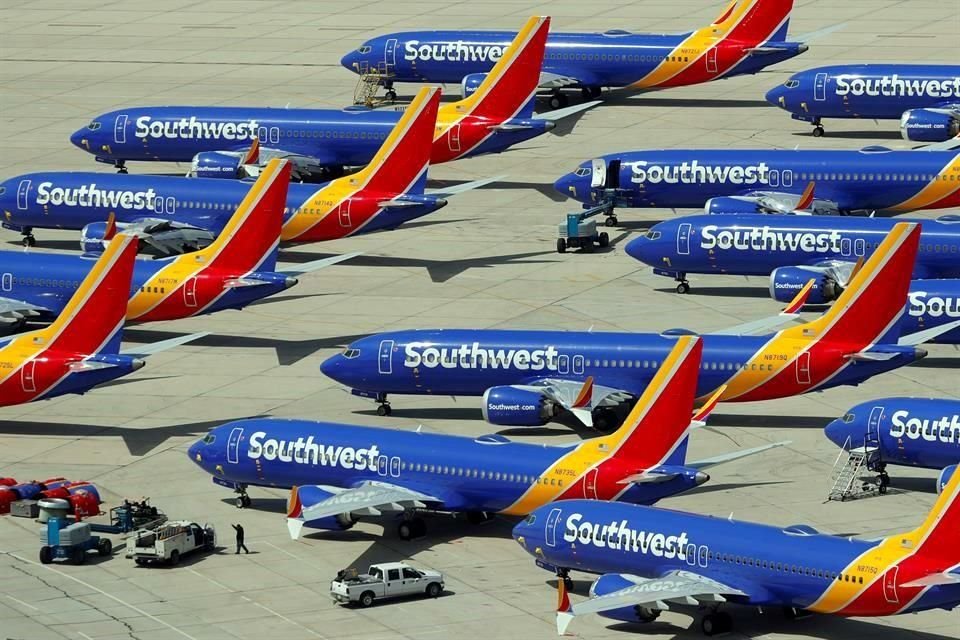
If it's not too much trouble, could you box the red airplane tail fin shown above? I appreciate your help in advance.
[195,158,291,273]
[350,86,439,197]
[900,465,960,566]
[444,16,549,122]
[710,0,794,45]
[599,336,702,465]
[37,233,138,356]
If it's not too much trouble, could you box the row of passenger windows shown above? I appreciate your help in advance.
[140,285,167,294]
[182,200,327,217]
[284,129,388,141]
[796,172,955,182]
[579,358,771,372]
[711,553,865,584]
[545,52,689,64]
[316,455,560,486]
[11,277,79,288]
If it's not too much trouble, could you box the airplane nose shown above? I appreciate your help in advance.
[765,86,783,108]
[70,129,90,150]
[553,173,579,200]
[340,50,360,71]
[319,353,342,381]
[824,418,854,449]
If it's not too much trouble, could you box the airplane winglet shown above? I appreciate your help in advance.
[692,385,725,423]
[242,137,260,165]
[783,279,814,314]
[572,376,594,409]
[795,182,815,211]
[556,578,574,635]
[286,517,305,541]
[103,212,118,242]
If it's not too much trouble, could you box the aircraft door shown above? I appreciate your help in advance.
[573,355,584,375]
[1,273,11,292]
[544,507,562,547]
[378,340,394,374]
[867,406,884,443]
[385,38,397,70]
[183,277,198,308]
[377,455,388,476]
[338,200,352,228]
[840,238,851,257]
[883,567,899,604]
[448,123,461,152]
[677,222,692,255]
[706,47,718,74]
[584,468,599,499]
[814,73,827,102]
[114,114,128,144]
[605,159,621,190]
[590,158,606,188]
[795,351,811,385]
[390,456,400,477]
[20,360,36,393]
[558,355,569,374]
[16,180,31,210]
[226,427,243,464]
[854,238,866,256]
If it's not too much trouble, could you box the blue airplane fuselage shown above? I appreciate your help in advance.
[554,149,960,213]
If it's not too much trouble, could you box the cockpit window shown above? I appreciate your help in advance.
[523,514,536,525]
[784,79,800,89]
[644,231,661,240]
[574,167,591,177]
[842,413,855,424]
[0,187,5,196]
[87,121,102,131]
[358,46,372,54]
[202,433,216,444]
[342,348,361,359]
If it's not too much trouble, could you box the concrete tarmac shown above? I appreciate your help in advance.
[0,1,958,638]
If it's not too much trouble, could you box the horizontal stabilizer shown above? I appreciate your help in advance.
[121,331,209,358]
[618,471,679,485]
[278,252,362,277]
[689,441,791,470]
[898,319,960,346]
[534,100,602,122]
[902,572,960,588]
[427,175,503,198]
[844,351,899,362]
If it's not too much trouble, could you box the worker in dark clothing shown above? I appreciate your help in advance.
[232,523,249,554]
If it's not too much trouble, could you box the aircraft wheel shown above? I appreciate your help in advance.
[812,126,825,138]
[549,93,569,110]
[598,232,609,248]
[22,235,36,248]
[701,612,732,636]
[398,518,425,540]
[376,404,392,417]
[563,575,574,593]
[385,89,398,101]
[604,216,618,227]
[557,238,567,254]
[676,282,690,294]
[242,495,252,508]
[117,167,128,174]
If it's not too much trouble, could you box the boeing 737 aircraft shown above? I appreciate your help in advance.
[826,398,960,488]
[341,0,807,108]
[554,147,960,224]
[4,88,484,250]
[766,64,960,139]
[0,234,203,407]
[188,336,783,540]
[0,160,355,329]
[69,17,591,177]
[513,468,960,635]
[321,224,950,429]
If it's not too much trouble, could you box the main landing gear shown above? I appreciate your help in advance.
[556,568,575,593]
[548,90,569,110]
[234,485,251,509]
[581,86,602,100]
[700,610,733,636]
[397,516,426,540]
[21,227,36,248]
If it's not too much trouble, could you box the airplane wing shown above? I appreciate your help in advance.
[275,252,362,278]
[114,217,220,255]
[915,133,960,152]
[708,279,814,336]
[120,331,209,358]
[243,146,338,180]
[0,296,53,326]
[557,570,746,635]
[898,319,960,346]
[538,70,593,89]
[288,480,442,540]
[517,378,635,427]
[735,186,839,216]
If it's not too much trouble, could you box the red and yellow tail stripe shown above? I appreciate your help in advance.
[127,159,290,321]
[432,16,549,163]
[501,337,701,515]
[890,152,960,211]
[810,453,960,616]
[717,223,919,402]
[280,87,439,242]
[630,0,792,89]
[0,235,138,407]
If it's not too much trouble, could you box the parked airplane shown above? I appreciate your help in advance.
[624,212,960,294]
[553,146,960,225]
[766,64,960,139]
[188,336,784,539]
[69,17,591,177]
[0,160,356,328]
[320,224,946,429]
[0,234,204,407]
[341,0,807,109]
[826,398,960,488]
[513,467,960,635]
[5,88,484,250]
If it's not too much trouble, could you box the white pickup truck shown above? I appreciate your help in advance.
[126,520,215,566]
[330,562,444,607]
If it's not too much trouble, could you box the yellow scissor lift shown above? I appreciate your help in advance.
[352,61,397,108]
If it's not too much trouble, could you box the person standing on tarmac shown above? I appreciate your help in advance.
[232,523,250,554]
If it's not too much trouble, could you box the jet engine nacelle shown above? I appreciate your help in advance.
[900,109,960,143]
[769,267,839,304]
[287,485,357,531]
[590,574,662,624]
[938,464,956,494]
[704,196,762,215]
[481,386,554,426]
[191,151,244,179]
[461,73,488,98]
[80,221,112,253]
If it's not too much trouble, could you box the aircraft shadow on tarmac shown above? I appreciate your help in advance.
[0,416,258,456]
[277,250,558,283]
[709,412,834,430]
[791,130,903,141]
[654,285,772,298]
[121,328,369,366]
[912,356,959,369]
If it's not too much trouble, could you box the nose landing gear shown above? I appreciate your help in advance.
[21,227,36,248]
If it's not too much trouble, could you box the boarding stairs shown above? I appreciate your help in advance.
[827,433,881,502]
[352,62,395,107]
